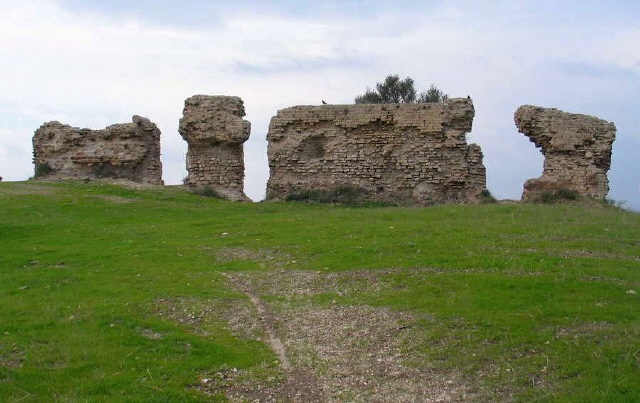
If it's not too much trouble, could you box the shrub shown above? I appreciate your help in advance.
[34,162,53,177]
[605,198,628,210]
[354,74,448,104]
[91,163,118,178]
[535,188,580,204]
[197,186,223,199]
[285,185,367,205]
[479,189,497,203]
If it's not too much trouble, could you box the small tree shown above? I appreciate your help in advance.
[354,74,447,104]
[417,84,449,103]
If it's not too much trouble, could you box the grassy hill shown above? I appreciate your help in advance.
[1,181,639,402]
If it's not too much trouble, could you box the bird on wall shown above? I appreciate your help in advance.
[321,100,327,104]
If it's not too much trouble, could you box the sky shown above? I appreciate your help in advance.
[1,0,639,210]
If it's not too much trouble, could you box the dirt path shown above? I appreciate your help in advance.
[223,273,326,402]
[223,273,291,371]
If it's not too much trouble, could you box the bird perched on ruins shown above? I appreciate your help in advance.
[322,100,327,104]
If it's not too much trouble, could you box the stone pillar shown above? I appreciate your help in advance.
[514,105,616,200]
[178,95,251,201]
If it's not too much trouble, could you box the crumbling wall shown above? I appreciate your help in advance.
[266,98,487,205]
[514,105,616,200]
[32,115,163,185]
[179,95,250,201]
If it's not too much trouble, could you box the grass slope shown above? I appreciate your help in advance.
[0,181,639,402]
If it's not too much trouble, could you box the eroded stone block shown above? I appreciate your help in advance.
[514,105,616,200]
[32,115,163,185]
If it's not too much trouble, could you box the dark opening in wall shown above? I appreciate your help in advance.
[300,135,327,159]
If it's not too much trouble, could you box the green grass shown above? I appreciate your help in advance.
[1,181,639,401]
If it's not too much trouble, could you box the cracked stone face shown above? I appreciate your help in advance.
[266,98,487,206]
[32,115,163,185]
[514,105,616,200]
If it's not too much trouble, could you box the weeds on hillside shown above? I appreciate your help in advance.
[479,189,498,203]
[197,186,224,199]
[533,188,580,204]
[285,185,376,206]
[605,198,628,210]
[33,162,53,177]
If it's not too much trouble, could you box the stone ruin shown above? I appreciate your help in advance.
[266,98,487,205]
[179,95,250,201]
[32,115,163,185]
[514,105,616,200]
[30,95,620,206]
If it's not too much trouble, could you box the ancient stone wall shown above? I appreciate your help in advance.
[514,105,616,200]
[32,115,163,185]
[179,95,251,201]
[266,98,487,205]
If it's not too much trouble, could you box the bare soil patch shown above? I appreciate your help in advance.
[275,303,466,402]
[211,270,469,402]
[151,268,566,401]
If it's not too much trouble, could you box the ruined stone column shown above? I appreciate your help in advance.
[32,115,163,185]
[178,95,250,201]
[514,105,616,200]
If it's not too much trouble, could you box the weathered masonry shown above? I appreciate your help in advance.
[179,95,251,201]
[514,105,616,200]
[266,98,487,205]
[32,115,163,185]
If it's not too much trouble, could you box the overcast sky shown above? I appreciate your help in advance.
[1,0,639,210]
